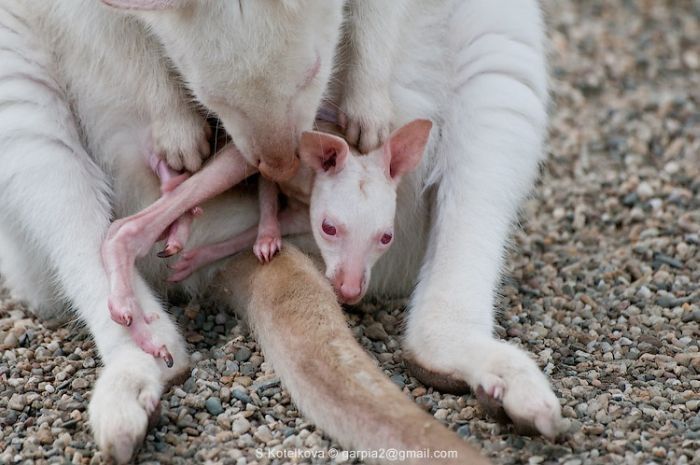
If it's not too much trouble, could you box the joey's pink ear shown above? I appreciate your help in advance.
[102,0,183,10]
[384,119,432,181]
[299,131,349,175]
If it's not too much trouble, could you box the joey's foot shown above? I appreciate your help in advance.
[153,111,211,172]
[157,228,186,258]
[106,290,174,366]
[103,223,146,329]
[126,312,174,368]
[405,334,567,439]
[168,249,210,283]
[157,242,183,259]
[339,88,392,154]
[158,212,195,259]
[107,294,139,327]
[253,233,282,263]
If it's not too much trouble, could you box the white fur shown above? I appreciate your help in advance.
[336,0,410,153]
[24,0,343,178]
[310,151,398,298]
[0,0,343,460]
[302,119,430,304]
[0,0,564,461]
[371,0,562,434]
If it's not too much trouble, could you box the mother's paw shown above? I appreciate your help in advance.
[469,344,565,439]
[405,336,567,439]
[89,353,164,464]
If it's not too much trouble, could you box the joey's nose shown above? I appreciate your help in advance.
[339,284,362,303]
[259,156,300,182]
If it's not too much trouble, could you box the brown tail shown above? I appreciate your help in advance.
[213,245,491,465]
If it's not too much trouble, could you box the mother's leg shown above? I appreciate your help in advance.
[212,245,490,465]
[0,136,189,462]
[0,20,188,461]
[403,0,564,437]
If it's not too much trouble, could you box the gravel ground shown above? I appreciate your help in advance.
[1,1,699,464]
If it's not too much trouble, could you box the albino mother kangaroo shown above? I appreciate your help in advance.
[0,0,564,463]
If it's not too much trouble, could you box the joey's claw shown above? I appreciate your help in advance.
[253,247,264,263]
[157,243,182,258]
[254,236,281,264]
[108,297,135,327]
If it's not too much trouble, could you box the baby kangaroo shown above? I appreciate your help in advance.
[168,117,433,305]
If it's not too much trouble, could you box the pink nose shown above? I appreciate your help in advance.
[332,269,366,304]
[338,283,363,303]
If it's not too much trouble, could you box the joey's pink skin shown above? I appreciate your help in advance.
[102,150,198,362]
[253,178,283,263]
[168,119,433,303]
[168,207,310,283]
[101,144,256,364]
[146,151,201,258]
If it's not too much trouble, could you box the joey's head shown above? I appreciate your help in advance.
[102,0,344,181]
[299,120,433,304]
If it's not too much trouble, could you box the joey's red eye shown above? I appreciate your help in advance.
[322,220,337,236]
[380,233,393,245]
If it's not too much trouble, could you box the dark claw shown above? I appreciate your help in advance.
[157,249,172,258]
[162,350,174,368]
[476,385,510,424]
[158,243,182,259]
[124,315,132,327]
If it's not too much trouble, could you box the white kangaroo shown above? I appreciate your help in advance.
[335,0,564,439]
[0,0,564,463]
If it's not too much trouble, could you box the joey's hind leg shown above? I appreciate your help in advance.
[403,0,564,439]
[253,178,282,263]
[169,206,309,283]
[146,151,200,258]
[103,144,255,351]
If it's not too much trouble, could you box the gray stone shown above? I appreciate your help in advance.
[205,397,224,416]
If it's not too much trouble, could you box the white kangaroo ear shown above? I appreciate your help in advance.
[102,0,185,10]
[299,131,349,175]
[383,119,432,182]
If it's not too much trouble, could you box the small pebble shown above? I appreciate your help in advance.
[205,397,224,416]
